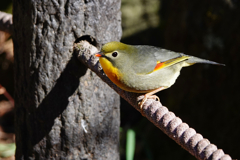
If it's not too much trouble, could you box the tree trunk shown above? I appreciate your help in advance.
[13,0,122,159]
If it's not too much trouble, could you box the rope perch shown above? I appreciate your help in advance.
[75,40,232,160]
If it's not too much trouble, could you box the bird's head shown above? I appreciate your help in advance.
[95,41,136,69]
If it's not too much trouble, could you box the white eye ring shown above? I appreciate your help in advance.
[112,52,118,57]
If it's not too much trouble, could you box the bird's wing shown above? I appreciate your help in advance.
[131,45,189,74]
[153,55,189,72]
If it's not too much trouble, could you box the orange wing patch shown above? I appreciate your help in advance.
[153,55,190,72]
[153,61,164,71]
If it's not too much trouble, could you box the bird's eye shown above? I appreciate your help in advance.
[112,52,118,57]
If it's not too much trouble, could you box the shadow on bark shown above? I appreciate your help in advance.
[29,52,87,146]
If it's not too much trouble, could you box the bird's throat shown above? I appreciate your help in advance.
[99,57,124,88]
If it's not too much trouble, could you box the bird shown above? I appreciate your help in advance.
[95,41,224,111]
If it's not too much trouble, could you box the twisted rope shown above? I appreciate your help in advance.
[0,11,13,35]
[75,40,232,160]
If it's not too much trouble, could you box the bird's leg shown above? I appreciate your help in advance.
[138,86,166,113]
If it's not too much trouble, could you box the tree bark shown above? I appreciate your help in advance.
[13,0,122,159]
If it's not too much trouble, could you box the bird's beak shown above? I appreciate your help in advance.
[95,52,103,57]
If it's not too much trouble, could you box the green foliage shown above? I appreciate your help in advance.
[0,143,15,158]
[121,0,160,38]
[126,129,136,160]
[0,0,12,13]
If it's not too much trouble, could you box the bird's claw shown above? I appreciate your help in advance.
[138,95,160,115]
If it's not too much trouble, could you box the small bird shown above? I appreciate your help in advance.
[95,41,224,110]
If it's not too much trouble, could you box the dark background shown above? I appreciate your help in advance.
[120,0,240,159]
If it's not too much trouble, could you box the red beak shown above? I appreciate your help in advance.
[95,52,103,57]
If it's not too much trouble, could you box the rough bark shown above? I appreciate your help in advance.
[13,0,121,159]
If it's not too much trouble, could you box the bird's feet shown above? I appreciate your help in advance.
[137,86,165,115]
[138,94,160,115]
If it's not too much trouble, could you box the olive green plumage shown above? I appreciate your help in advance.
[97,41,223,92]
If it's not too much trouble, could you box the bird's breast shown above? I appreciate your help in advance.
[99,57,155,93]
[99,58,183,93]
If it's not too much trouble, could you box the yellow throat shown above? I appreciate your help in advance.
[99,57,123,88]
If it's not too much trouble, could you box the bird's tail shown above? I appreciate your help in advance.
[183,56,225,67]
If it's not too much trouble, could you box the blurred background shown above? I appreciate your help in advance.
[120,0,240,159]
[0,0,240,159]
[0,0,15,160]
